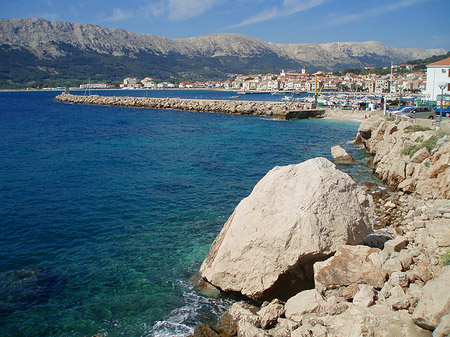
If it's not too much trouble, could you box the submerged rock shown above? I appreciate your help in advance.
[0,267,65,315]
[199,157,374,302]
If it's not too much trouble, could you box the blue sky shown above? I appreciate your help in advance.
[2,0,449,50]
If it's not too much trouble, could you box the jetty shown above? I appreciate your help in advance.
[55,93,325,120]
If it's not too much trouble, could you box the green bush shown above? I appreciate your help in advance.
[404,125,431,133]
[440,249,450,267]
[401,136,438,157]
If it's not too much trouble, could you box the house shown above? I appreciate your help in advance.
[141,77,157,89]
[364,81,375,93]
[375,77,390,93]
[423,57,450,102]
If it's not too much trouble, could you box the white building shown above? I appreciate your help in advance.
[424,57,450,102]
[141,77,157,89]
[79,83,113,89]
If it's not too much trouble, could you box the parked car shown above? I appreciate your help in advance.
[397,106,436,119]
[433,105,450,117]
[390,106,414,115]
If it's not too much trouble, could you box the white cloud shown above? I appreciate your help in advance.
[327,0,427,25]
[143,0,221,21]
[101,8,133,22]
[168,0,220,20]
[229,0,328,28]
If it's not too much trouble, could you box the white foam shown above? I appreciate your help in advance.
[148,280,233,337]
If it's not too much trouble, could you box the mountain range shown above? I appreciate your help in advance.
[0,18,447,88]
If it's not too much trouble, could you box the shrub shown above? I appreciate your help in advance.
[440,249,450,267]
[401,135,438,157]
[404,125,431,133]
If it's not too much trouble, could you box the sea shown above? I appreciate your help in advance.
[0,89,376,337]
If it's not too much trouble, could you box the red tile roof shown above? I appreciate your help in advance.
[428,57,450,66]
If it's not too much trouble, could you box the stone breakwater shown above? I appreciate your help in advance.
[55,93,325,120]
[190,116,450,337]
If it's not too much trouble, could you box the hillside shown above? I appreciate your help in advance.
[0,18,447,88]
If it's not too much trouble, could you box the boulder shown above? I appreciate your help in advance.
[237,321,269,337]
[257,299,285,329]
[384,236,409,255]
[413,266,450,330]
[331,145,356,163]
[326,304,431,337]
[353,284,375,307]
[433,314,450,337]
[189,325,219,337]
[314,245,388,293]
[411,147,430,163]
[284,289,326,321]
[200,158,373,301]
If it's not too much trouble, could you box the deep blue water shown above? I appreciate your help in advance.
[0,90,371,336]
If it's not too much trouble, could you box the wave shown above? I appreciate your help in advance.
[147,280,233,337]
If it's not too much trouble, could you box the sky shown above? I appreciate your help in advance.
[1,0,449,50]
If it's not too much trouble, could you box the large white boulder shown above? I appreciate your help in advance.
[199,157,374,301]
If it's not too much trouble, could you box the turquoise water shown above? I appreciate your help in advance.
[0,90,370,336]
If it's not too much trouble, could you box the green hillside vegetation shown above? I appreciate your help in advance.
[335,52,450,77]
[0,40,448,90]
[0,43,300,89]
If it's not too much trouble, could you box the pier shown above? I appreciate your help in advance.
[55,94,325,120]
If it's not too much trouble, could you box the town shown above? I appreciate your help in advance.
[80,64,426,96]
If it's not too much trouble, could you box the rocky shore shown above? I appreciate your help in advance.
[55,93,325,120]
[191,115,450,337]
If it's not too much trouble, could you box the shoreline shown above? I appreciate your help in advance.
[190,115,450,337]
[322,108,382,121]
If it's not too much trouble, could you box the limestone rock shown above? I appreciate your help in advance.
[331,145,356,163]
[189,324,219,337]
[314,245,388,293]
[285,289,326,321]
[200,158,374,301]
[413,266,450,330]
[326,304,431,337]
[237,321,269,337]
[384,236,409,255]
[292,323,328,337]
[257,299,285,329]
[227,302,261,327]
[353,284,375,307]
[411,147,430,163]
[388,285,410,310]
[215,302,260,337]
[390,271,409,288]
[433,314,450,337]
[269,318,300,337]
[383,257,404,274]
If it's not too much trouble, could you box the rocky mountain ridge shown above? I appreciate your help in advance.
[0,18,447,86]
[1,18,445,64]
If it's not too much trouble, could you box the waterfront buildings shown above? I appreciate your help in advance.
[423,57,450,102]
[118,62,433,97]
